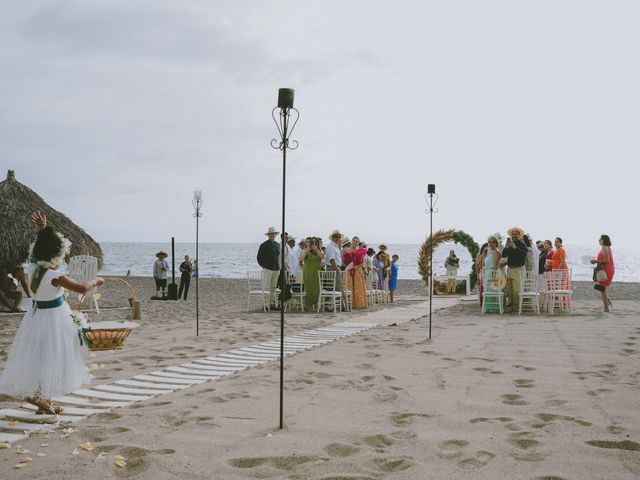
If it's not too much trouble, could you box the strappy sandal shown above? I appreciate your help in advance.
[36,402,63,415]
[25,396,59,415]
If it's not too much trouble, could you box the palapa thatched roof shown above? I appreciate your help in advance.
[0,170,103,267]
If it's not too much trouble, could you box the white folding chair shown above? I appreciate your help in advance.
[482,270,504,314]
[341,271,352,311]
[519,271,540,315]
[288,274,306,312]
[318,271,342,313]
[68,255,100,313]
[247,271,269,312]
[544,270,573,314]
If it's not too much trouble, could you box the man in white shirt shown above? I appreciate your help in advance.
[286,236,299,279]
[325,230,344,295]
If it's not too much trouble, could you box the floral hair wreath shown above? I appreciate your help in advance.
[28,231,72,269]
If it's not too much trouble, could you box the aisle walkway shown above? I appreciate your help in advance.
[0,299,456,444]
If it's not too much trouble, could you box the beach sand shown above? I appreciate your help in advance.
[1,278,639,479]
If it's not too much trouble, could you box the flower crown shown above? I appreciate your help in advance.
[29,232,72,268]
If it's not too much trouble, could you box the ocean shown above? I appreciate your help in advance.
[96,242,640,283]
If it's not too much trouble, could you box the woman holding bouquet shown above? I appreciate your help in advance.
[0,212,104,415]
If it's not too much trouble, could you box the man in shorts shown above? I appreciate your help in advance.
[153,251,169,298]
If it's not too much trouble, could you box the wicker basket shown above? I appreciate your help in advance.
[79,277,139,351]
[83,327,135,351]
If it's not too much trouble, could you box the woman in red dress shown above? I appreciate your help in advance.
[343,237,368,309]
[591,234,615,312]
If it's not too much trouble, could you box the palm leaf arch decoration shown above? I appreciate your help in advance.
[418,229,480,289]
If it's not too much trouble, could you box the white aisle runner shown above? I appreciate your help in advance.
[0,299,455,444]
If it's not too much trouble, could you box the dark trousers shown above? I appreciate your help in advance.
[178,273,191,300]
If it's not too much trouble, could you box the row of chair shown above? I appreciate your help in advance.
[247,270,391,313]
[482,269,573,315]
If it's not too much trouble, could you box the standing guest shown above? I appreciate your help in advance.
[378,244,391,286]
[552,237,568,270]
[389,254,400,302]
[502,237,526,313]
[286,236,299,279]
[543,240,554,272]
[483,236,502,313]
[153,251,169,298]
[300,237,324,310]
[177,255,193,300]
[340,236,351,259]
[444,250,460,294]
[257,227,281,309]
[0,212,104,415]
[476,243,488,305]
[325,230,344,296]
[591,234,615,312]
[522,234,536,272]
[373,252,385,289]
[343,236,368,309]
[364,247,376,285]
[536,241,546,275]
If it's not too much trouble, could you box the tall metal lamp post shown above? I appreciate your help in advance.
[193,190,203,337]
[271,88,299,429]
[426,184,438,340]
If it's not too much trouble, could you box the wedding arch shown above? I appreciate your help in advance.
[418,229,480,289]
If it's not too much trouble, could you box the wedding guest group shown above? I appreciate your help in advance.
[255,227,398,311]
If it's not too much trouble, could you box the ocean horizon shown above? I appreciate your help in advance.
[94,242,640,283]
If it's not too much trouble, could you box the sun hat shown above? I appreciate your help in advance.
[378,244,388,250]
[265,227,279,235]
[329,229,342,239]
[341,235,350,245]
[507,227,525,237]
[288,236,296,242]
[156,251,168,258]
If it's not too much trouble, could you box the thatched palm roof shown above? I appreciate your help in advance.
[0,170,103,267]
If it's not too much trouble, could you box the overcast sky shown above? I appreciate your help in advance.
[1,1,637,248]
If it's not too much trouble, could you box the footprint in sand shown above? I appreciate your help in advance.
[320,476,377,480]
[513,365,536,372]
[372,456,415,473]
[228,455,319,470]
[501,394,529,406]
[585,440,640,451]
[361,434,394,449]
[513,379,535,388]
[437,439,469,459]
[508,432,546,462]
[324,443,361,457]
[535,413,591,427]
[389,412,433,427]
[457,450,496,469]
[313,360,335,366]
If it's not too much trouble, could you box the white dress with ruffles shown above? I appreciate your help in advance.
[0,268,91,398]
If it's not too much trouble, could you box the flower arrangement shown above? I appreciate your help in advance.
[70,310,90,346]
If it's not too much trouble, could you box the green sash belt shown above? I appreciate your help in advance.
[35,296,64,309]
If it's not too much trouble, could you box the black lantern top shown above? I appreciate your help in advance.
[278,88,295,109]
[428,184,436,194]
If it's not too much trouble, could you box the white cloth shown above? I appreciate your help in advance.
[0,269,91,398]
[325,241,342,269]
[287,245,299,277]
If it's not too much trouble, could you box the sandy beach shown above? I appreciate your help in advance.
[1,278,639,479]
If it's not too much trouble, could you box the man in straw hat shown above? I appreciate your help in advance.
[257,227,281,309]
[153,250,169,298]
[325,230,344,302]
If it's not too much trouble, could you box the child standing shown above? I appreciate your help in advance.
[389,254,399,302]
[0,212,104,415]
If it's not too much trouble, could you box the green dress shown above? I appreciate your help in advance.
[302,252,321,308]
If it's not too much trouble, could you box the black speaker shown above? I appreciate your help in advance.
[167,282,178,300]
[427,184,436,194]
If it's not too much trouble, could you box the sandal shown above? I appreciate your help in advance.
[25,396,59,415]
[36,402,63,415]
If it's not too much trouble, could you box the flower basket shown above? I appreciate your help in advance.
[81,321,139,351]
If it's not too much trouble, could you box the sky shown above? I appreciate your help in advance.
[1,1,638,248]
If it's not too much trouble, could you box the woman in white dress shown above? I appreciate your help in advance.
[0,212,104,415]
